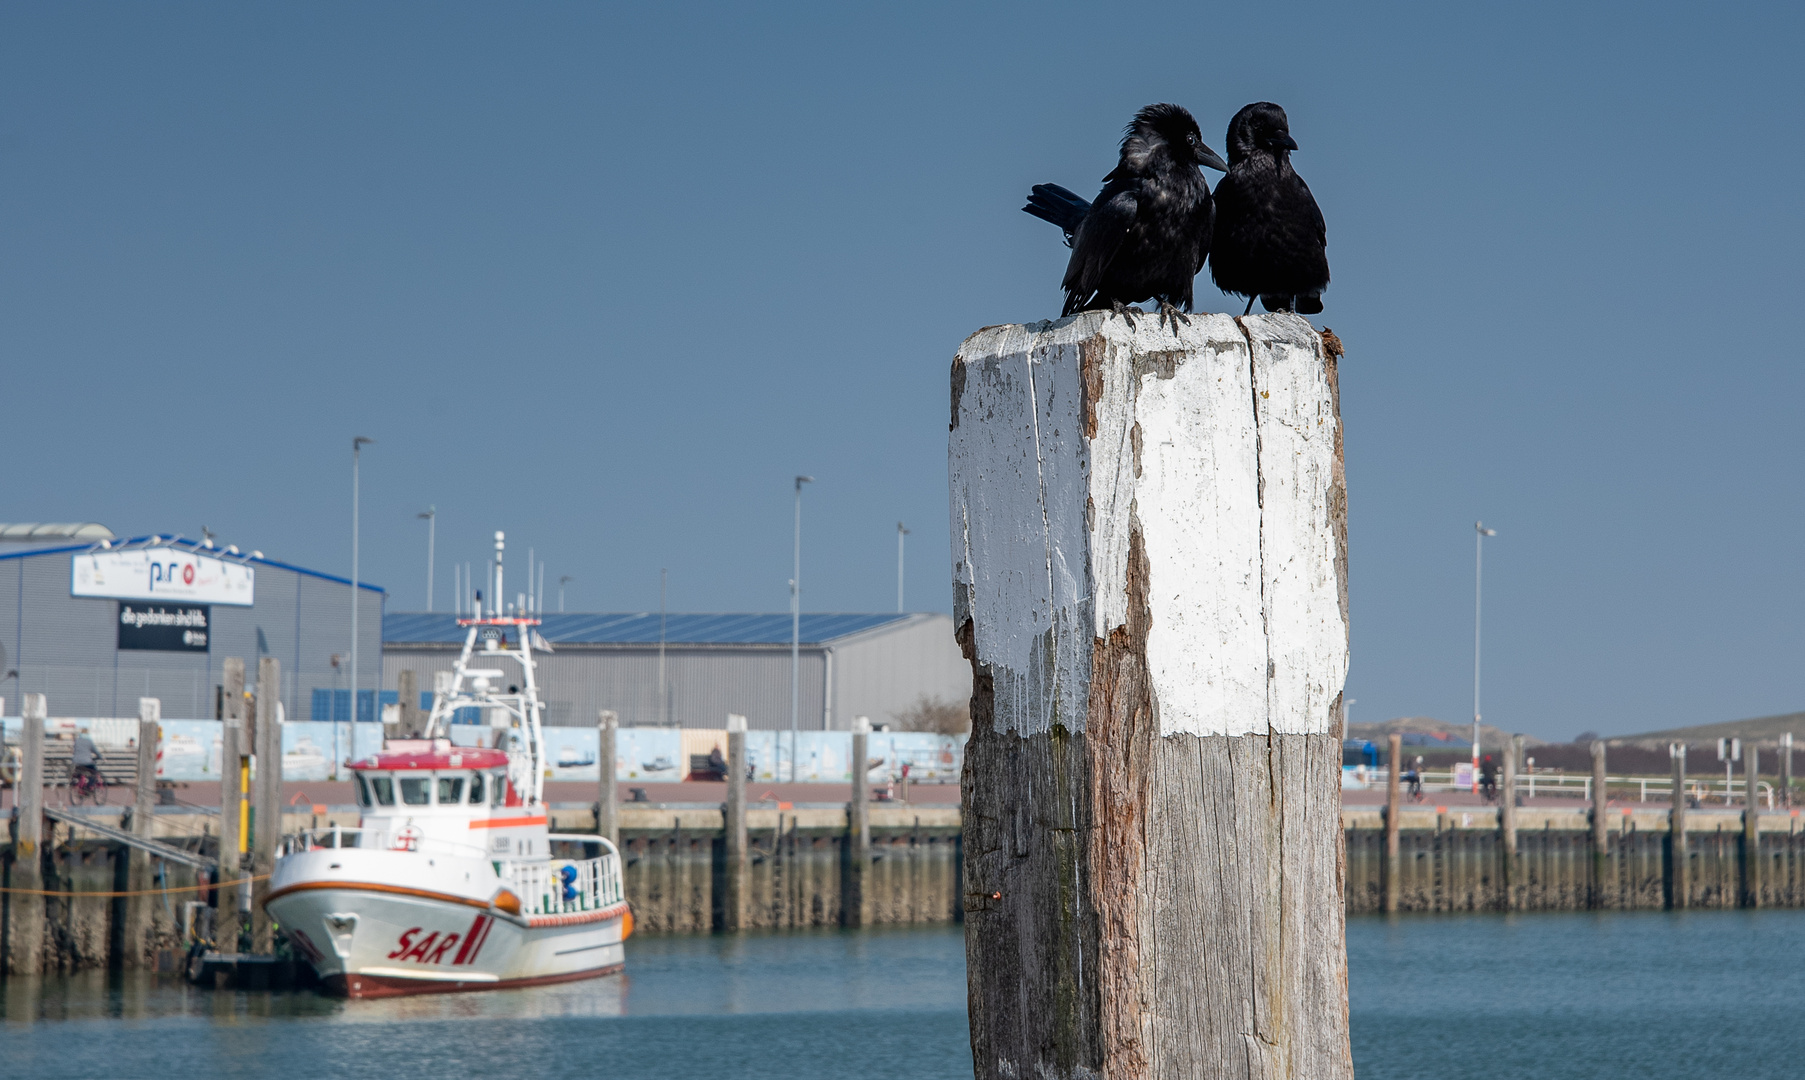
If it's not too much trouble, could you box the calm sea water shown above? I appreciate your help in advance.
[4,912,1803,1079]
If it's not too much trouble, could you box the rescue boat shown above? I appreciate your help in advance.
[265,531,628,998]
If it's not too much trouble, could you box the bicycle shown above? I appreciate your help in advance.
[70,764,108,805]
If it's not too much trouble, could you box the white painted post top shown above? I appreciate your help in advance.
[138,697,161,724]
[853,716,871,734]
[22,692,46,720]
[726,713,748,733]
[950,311,1347,739]
[599,708,618,729]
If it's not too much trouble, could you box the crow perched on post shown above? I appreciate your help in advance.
[1209,102,1329,316]
[1021,104,1228,325]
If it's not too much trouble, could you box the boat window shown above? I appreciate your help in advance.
[355,774,371,808]
[370,776,395,806]
[491,772,505,807]
[468,772,485,805]
[400,777,431,806]
[438,776,464,805]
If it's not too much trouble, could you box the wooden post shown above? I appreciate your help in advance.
[394,669,419,737]
[1743,742,1760,908]
[5,694,47,975]
[251,657,282,951]
[1590,741,1608,908]
[1669,743,1687,909]
[722,714,748,932]
[1782,732,1794,809]
[1385,733,1402,913]
[596,709,619,848]
[123,697,161,967]
[218,657,246,953]
[1501,733,1520,909]
[844,717,870,928]
[951,314,1351,1079]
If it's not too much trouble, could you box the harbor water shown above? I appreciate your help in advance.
[4,912,1804,1078]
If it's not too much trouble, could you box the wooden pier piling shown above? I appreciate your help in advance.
[1385,733,1402,913]
[1590,741,1608,908]
[251,657,282,951]
[843,718,870,928]
[721,714,748,932]
[393,669,421,737]
[5,694,47,976]
[1783,732,1795,808]
[1744,743,1761,908]
[217,657,246,953]
[123,697,161,966]
[1670,743,1688,909]
[951,313,1352,1080]
[596,710,619,848]
[1501,734,1520,909]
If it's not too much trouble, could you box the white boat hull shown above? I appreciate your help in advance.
[267,849,628,999]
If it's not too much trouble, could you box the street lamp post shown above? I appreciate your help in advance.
[352,437,375,728]
[1473,520,1497,792]
[559,575,573,613]
[418,506,436,612]
[791,475,814,782]
[897,522,909,613]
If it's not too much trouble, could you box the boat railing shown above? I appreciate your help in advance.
[501,835,625,917]
[281,825,490,861]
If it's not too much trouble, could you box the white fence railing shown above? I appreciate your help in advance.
[501,835,624,916]
[1369,769,1777,807]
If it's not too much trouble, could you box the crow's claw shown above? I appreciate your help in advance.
[1110,300,1139,328]
[1156,301,1191,332]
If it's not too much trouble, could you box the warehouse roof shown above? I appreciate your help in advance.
[0,533,385,592]
[383,611,917,646]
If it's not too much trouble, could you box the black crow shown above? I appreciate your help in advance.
[1209,102,1329,316]
[1021,104,1229,326]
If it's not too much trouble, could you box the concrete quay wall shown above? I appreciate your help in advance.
[10,803,1805,974]
[1343,805,1805,913]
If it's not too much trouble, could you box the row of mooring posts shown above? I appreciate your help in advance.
[1379,730,1787,912]
[4,655,284,977]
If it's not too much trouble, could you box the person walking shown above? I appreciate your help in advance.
[1480,754,1499,803]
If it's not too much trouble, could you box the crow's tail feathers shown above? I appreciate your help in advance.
[1022,184,1091,247]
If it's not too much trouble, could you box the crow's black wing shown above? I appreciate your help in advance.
[1060,183,1140,314]
[1022,184,1092,247]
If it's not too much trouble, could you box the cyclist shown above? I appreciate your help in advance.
[71,730,104,794]
[1404,755,1424,802]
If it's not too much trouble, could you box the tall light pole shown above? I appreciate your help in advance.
[791,475,814,781]
[417,506,436,612]
[559,575,573,613]
[351,437,375,726]
[1473,520,1497,790]
[897,521,910,613]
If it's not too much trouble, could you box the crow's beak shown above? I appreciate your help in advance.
[1199,145,1229,173]
[1274,133,1299,152]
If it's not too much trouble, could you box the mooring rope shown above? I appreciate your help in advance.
[0,873,270,898]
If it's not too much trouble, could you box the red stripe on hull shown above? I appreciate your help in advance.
[451,914,488,966]
[326,962,624,1000]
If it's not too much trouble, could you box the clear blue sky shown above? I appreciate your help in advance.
[4,2,1802,741]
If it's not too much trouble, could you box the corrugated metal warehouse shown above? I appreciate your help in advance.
[0,525,382,720]
[381,612,970,730]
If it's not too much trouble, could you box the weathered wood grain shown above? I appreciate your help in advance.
[952,312,1351,1080]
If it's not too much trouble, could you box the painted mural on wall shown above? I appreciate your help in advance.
[2,716,964,784]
